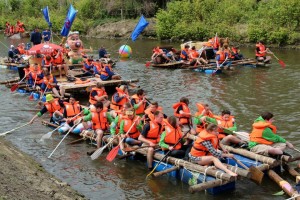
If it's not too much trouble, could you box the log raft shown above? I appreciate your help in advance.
[58,77,139,92]
[268,170,300,200]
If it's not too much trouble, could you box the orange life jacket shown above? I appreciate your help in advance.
[144,106,163,122]
[89,87,107,105]
[43,58,53,67]
[231,47,238,54]
[53,52,64,64]
[216,50,226,64]
[122,116,140,139]
[110,88,129,111]
[255,44,266,57]
[43,75,55,89]
[145,121,163,144]
[63,101,81,119]
[189,49,199,60]
[180,48,189,60]
[131,94,146,115]
[205,39,214,47]
[30,70,43,84]
[163,121,182,150]
[195,103,214,133]
[17,47,25,55]
[100,65,112,76]
[91,108,108,130]
[44,98,63,116]
[214,115,235,139]
[93,62,102,74]
[190,130,219,157]
[250,121,277,145]
[9,26,14,34]
[173,102,191,125]
[212,37,220,49]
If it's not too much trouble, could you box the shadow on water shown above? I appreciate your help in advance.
[1,37,300,199]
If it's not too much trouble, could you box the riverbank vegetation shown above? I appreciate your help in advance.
[156,0,300,45]
[0,0,299,45]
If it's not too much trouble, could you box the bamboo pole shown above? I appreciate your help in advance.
[152,166,180,177]
[283,164,300,182]
[189,179,232,193]
[224,164,251,178]
[187,134,278,166]
[0,77,19,84]
[136,148,235,181]
[220,144,279,166]
[268,170,300,200]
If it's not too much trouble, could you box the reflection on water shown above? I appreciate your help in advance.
[0,37,300,199]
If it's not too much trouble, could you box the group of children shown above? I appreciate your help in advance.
[28,82,294,177]
[4,20,25,36]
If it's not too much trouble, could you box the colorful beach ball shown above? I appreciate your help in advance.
[119,45,132,58]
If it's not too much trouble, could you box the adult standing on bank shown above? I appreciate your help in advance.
[30,28,42,46]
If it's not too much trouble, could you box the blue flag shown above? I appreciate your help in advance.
[131,15,149,41]
[41,6,52,27]
[60,4,78,37]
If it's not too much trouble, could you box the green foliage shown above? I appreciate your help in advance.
[156,0,300,45]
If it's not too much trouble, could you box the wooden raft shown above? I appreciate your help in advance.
[58,77,139,92]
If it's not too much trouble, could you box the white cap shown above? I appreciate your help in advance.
[10,45,14,48]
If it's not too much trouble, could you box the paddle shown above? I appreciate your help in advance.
[268,49,285,68]
[146,129,190,178]
[10,73,29,92]
[232,156,264,185]
[40,123,64,140]
[29,75,37,100]
[106,117,141,162]
[48,119,83,158]
[212,57,228,76]
[40,111,84,140]
[0,122,31,136]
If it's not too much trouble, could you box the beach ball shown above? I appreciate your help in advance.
[119,45,132,58]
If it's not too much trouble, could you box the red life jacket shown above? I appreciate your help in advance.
[89,87,107,105]
[190,130,219,157]
[44,98,63,116]
[173,102,191,125]
[131,94,146,115]
[91,108,108,130]
[256,44,266,57]
[122,116,140,139]
[43,58,53,67]
[163,121,182,150]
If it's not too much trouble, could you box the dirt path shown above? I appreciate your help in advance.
[0,138,85,200]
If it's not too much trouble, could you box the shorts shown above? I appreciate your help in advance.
[188,153,202,163]
[124,137,141,145]
[250,143,286,156]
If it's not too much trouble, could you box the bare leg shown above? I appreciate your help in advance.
[52,88,61,98]
[222,135,242,145]
[96,129,104,148]
[268,148,283,155]
[147,147,154,169]
[198,156,237,177]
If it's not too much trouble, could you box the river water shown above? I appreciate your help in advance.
[0,36,300,200]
